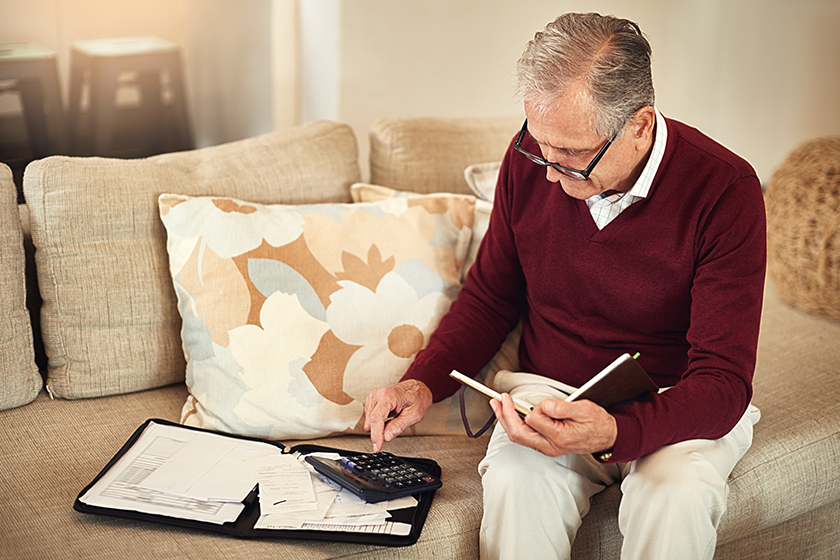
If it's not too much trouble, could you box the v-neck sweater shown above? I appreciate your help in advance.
[402,116,767,463]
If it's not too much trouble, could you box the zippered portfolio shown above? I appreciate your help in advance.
[74,418,440,546]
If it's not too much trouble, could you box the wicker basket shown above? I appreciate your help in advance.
[765,137,840,319]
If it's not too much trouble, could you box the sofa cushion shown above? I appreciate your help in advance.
[715,278,840,541]
[0,163,42,410]
[159,192,482,440]
[369,117,521,196]
[0,384,489,560]
[22,121,361,399]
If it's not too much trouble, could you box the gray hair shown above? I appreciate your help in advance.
[517,13,655,138]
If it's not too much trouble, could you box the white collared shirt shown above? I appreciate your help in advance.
[585,108,668,229]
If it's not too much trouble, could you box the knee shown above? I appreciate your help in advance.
[480,443,599,519]
[622,449,728,514]
[481,443,544,496]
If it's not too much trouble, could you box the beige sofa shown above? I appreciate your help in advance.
[1,118,838,560]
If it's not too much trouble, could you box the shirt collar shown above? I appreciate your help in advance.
[589,108,667,204]
[625,107,667,200]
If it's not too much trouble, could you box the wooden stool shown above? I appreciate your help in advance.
[0,43,68,160]
[67,36,193,158]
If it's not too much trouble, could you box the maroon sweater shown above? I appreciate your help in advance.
[402,117,766,463]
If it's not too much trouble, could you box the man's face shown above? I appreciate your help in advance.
[523,90,652,200]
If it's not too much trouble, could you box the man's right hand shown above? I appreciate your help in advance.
[364,379,433,452]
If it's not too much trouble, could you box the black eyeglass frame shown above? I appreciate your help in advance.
[513,119,617,181]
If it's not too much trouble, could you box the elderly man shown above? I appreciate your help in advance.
[365,12,766,560]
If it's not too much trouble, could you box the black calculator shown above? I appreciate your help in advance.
[305,451,442,503]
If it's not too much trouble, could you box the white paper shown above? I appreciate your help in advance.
[246,454,317,514]
[326,489,387,518]
[140,435,275,502]
[383,495,418,511]
[186,443,277,502]
[79,422,271,524]
[297,521,412,536]
[254,515,412,536]
[264,483,337,521]
[251,453,420,534]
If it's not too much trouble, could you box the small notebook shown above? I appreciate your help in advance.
[565,353,658,409]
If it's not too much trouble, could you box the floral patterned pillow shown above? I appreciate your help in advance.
[349,183,520,396]
[159,192,494,440]
[350,183,493,284]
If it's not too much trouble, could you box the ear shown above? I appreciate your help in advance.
[630,106,656,150]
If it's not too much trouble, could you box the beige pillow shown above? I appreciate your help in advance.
[23,121,361,399]
[0,163,42,410]
[463,162,501,203]
[159,192,489,439]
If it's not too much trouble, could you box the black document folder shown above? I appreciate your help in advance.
[74,418,440,546]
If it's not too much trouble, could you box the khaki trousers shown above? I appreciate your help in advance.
[477,383,760,560]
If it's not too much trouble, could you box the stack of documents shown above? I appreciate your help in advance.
[250,452,416,534]
[79,422,415,535]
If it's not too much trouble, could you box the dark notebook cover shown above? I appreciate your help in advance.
[565,353,658,409]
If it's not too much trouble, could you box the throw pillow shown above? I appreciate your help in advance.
[0,163,42,410]
[350,183,492,283]
[463,162,501,203]
[159,192,483,439]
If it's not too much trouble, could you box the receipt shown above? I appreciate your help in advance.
[246,454,317,514]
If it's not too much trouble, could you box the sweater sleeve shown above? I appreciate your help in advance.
[607,172,767,462]
[401,143,526,401]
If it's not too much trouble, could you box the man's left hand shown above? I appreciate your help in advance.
[490,393,617,457]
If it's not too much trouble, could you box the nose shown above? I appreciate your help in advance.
[539,146,569,183]
[545,165,564,183]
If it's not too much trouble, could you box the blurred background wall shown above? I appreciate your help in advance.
[2,0,838,182]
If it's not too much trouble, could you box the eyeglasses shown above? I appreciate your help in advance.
[514,119,616,181]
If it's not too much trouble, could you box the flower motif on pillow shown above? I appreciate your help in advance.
[328,271,448,401]
[227,290,361,438]
[159,192,476,440]
[164,196,305,259]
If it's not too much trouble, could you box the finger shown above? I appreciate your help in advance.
[525,399,572,432]
[370,414,386,453]
[496,393,529,434]
[364,392,391,432]
[525,399,617,455]
[368,400,411,451]
[364,391,380,432]
[489,397,512,434]
[501,393,527,422]
[529,399,598,431]
[498,394,567,455]
[365,396,394,453]
[541,398,594,422]
[364,394,374,432]
[382,413,409,444]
